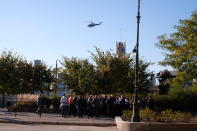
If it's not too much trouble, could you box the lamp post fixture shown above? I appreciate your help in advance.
[131,0,141,122]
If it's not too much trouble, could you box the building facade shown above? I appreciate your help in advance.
[116,42,126,55]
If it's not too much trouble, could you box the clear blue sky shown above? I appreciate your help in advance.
[0,0,196,73]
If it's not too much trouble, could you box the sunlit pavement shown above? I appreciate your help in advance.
[0,123,119,131]
[0,108,116,127]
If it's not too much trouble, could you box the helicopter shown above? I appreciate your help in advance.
[87,21,102,27]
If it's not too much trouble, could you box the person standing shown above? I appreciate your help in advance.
[76,95,85,118]
[92,95,100,117]
[87,95,93,118]
[115,96,121,116]
[120,95,125,115]
[73,96,78,116]
[147,96,154,110]
[101,95,108,116]
[36,91,45,116]
[106,95,115,117]
[68,95,74,116]
[60,94,68,118]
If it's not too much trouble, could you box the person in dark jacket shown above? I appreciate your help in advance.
[36,92,45,114]
[147,96,154,110]
[87,95,93,118]
[76,95,85,118]
[120,95,125,115]
[106,95,115,117]
[92,95,100,117]
[101,95,108,116]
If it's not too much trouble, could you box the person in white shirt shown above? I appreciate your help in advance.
[60,94,68,118]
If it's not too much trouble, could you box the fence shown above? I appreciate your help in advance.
[0,95,17,107]
[6,100,60,118]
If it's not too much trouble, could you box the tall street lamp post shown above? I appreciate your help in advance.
[131,0,141,122]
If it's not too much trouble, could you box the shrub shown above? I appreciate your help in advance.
[8,94,38,112]
[153,87,197,112]
[153,95,172,111]
[140,107,157,121]
[121,108,191,122]
[8,94,61,112]
[43,96,51,108]
[9,102,37,112]
[121,110,132,121]
[50,95,61,110]
[158,109,191,122]
[17,94,38,102]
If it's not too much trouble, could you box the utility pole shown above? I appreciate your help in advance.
[131,0,141,122]
[55,60,58,94]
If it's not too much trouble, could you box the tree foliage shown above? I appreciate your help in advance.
[90,47,133,94]
[15,60,34,93]
[61,47,152,95]
[33,63,53,93]
[156,11,197,88]
[90,47,152,94]
[157,70,175,94]
[0,50,53,95]
[61,57,96,95]
[0,50,21,94]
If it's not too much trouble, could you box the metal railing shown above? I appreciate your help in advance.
[6,100,60,118]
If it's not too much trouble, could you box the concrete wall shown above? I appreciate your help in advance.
[116,117,197,131]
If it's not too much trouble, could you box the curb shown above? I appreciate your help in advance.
[0,120,116,127]
[115,117,197,131]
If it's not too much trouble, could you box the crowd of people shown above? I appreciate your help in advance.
[59,94,154,118]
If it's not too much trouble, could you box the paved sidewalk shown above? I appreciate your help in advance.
[0,108,116,126]
[0,123,119,131]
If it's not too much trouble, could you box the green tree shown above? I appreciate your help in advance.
[156,11,197,88]
[61,57,96,95]
[16,61,34,93]
[33,63,53,93]
[0,50,22,106]
[61,47,152,95]
[0,50,53,96]
[138,60,153,94]
[157,70,175,94]
[90,47,152,94]
[0,50,21,95]
[90,47,132,94]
